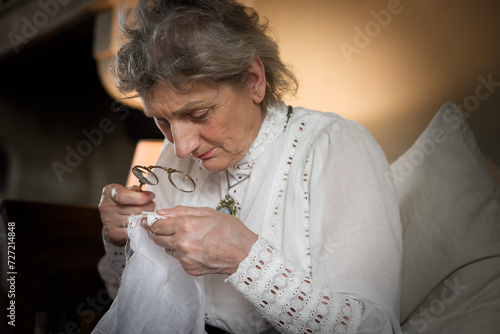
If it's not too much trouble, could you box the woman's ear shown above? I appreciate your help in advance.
[247,57,266,104]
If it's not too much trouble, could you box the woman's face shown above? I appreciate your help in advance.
[143,82,265,172]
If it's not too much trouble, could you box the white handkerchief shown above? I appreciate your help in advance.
[132,211,165,227]
[93,211,206,334]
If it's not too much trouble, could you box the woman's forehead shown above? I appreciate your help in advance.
[144,83,221,117]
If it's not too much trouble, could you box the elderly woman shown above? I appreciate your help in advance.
[95,0,402,333]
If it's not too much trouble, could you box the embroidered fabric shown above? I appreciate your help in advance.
[93,212,206,334]
[102,230,127,277]
[262,116,311,273]
[233,101,289,172]
[137,211,165,227]
[228,237,362,334]
[101,212,164,279]
[223,102,290,218]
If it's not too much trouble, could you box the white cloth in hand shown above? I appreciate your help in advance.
[93,211,206,334]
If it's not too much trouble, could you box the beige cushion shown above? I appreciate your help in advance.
[390,102,500,331]
[401,256,500,333]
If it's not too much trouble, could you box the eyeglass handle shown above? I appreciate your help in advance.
[136,181,145,192]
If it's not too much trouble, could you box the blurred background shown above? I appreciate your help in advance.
[0,0,499,206]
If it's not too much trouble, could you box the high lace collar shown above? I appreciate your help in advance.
[229,102,290,174]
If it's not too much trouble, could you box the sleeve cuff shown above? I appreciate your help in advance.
[102,227,127,276]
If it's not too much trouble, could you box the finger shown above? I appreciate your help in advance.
[100,201,156,228]
[115,202,156,216]
[99,184,156,246]
[156,205,213,218]
[147,229,175,249]
[148,217,177,236]
[100,185,156,221]
[104,183,155,206]
[140,216,161,231]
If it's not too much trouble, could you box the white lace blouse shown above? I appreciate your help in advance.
[102,102,402,333]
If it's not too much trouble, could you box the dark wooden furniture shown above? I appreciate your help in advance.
[0,199,110,334]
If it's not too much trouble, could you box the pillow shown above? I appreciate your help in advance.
[390,101,500,330]
[401,256,500,333]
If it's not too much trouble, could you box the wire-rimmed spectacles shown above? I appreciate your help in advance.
[131,165,196,192]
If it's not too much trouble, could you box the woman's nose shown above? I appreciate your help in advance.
[171,122,199,159]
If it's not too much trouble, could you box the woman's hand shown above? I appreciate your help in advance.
[143,206,258,276]
[99,184,156,246]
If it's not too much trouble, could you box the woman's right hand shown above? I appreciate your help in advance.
[99,184,156,246]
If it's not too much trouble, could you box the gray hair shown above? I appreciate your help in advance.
[114,0,298,110]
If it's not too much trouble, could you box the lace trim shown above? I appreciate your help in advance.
[228,237,362,334]
[299,153,313,275]
[226,102,289,215]
[224,171,250,215]
[103,212,164,278]
[265,117,308,257]
[233,102,289,172]
[102,228,127,276]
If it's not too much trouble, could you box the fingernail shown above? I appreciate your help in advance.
[156,209,169,215]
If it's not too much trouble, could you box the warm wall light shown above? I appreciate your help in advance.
[126,139,164,188]
[93,1,144,111]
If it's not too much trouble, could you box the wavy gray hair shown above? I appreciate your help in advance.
[114,0,298,110]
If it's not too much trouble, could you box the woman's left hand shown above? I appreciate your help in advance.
[141,205,258,276]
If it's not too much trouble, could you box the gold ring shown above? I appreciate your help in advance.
[169,249,174,257]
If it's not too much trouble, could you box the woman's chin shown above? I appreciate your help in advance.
[192,157,227,172]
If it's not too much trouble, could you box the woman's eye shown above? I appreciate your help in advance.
[189,109,210,120]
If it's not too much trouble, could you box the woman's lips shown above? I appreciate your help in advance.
[196,148,214,160]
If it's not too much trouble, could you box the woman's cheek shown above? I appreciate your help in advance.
[156,121,174,143]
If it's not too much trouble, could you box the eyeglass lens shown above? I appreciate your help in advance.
[169,171,196,192]
[132,166,159,186]
[132,165,196,192]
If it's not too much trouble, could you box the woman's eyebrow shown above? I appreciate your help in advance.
[170,100,204,117]
[143,100,204,118]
